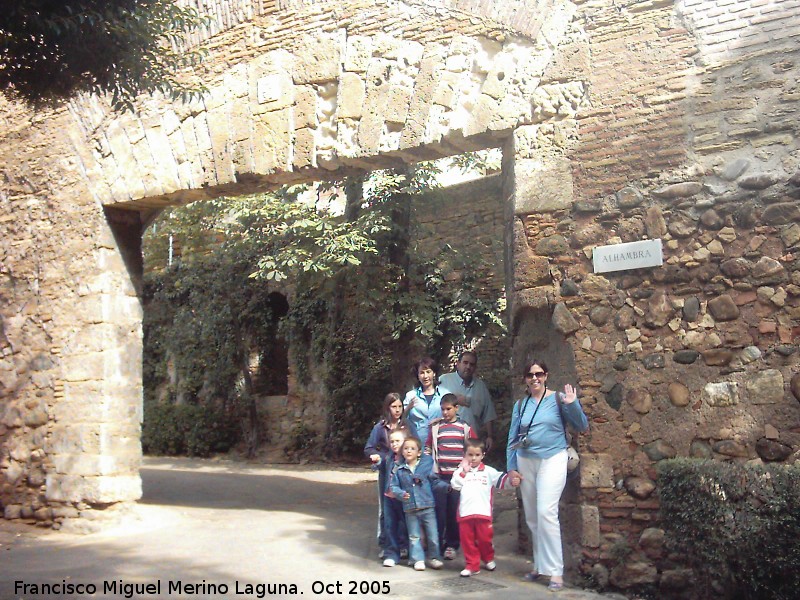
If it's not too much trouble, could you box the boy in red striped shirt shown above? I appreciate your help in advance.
[425,393,476,561]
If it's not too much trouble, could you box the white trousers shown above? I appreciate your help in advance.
[517,450,568,577]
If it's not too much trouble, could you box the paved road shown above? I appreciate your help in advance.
[1,457,611,600]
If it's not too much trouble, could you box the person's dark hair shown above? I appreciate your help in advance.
[465,438,486,452]
[458,350,477,363]
[440,393,458,408]
[522,359,548,378]
[412,356,440,386]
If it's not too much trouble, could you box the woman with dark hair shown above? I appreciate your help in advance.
[506,359,588,592]
[403,357,447,446]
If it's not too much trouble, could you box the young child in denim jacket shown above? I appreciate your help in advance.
[390,437,445,571]
[381,429,409,567]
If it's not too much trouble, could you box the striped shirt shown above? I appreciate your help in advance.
[425,419,476,475]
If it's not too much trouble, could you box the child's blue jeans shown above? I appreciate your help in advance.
[406,507,441,563]
[382,496,408,562]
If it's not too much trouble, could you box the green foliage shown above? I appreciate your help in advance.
[142,202,280,457]
[141,397,240,457]
[657,458,800,600]
[142,152,506,459]
[0,1,209,110]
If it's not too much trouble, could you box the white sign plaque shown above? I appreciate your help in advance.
[593,239,663,274]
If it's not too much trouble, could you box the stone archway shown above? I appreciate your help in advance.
[0,0,586,525]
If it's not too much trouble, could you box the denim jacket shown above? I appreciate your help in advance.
[389,454,443,513]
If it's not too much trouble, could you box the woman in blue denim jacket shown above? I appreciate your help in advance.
[390,437,445,571]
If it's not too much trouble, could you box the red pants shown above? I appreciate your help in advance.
[459,517,494,571]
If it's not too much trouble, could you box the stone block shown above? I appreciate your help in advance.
[580,453,614,489]
[253,108,292,174]
[581,504,601,548]
[745,369,784,404]
[53,453,141,477]
[337,73,365,120]
[46,474,142,503]
[512,156,574,214]
[294,35,341,84]
[702,381,739,407]
[344,35,372,72]
[46,424,103,454]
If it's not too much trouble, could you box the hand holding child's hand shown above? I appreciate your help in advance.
[403,492,410,500]
[509,469,522,487]
[370,454,381,464]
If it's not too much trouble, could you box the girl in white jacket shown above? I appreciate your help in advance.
[450,439,520,576]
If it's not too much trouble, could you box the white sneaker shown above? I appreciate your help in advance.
[429,558,444,569]
[460,568,479,577]
[414,561,426,571]
[443,547,457,560]
[383,558,396,567]
[485,560,497,571]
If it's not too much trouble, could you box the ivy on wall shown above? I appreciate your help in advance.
[142,155,506,458]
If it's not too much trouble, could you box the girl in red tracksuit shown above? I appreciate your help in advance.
[450,438,520,577]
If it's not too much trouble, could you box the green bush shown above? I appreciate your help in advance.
[142,399,240,457]
[657,458,800,600]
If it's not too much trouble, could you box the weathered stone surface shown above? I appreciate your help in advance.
[682,297,701,322]
[642,354,665,370]
[791,373,800,401]
[625,476,656,499]
[719,158,750,181]
[643,440,676,461]
[690,439,713,458]
[752,256,786,282]
[700,208,724,230]
[668,382,690,406]
[707,294,739,321]
[745,369,784,404]
[667,214,697,237]
[582,274,615,298]
[762,202,800,225]
[713,440,748,457]
[702,349,733,366]
[581,504,601,548]
[639,527,665,559]
[673,349,700,364]
[652,182,703,199]
[552,302,580,335]
[721,258,752,279]
[626,389,652,414]
[646,291,673,327]
[755,438,792,461]
[606,384,624,411]
[610,560,658,588]
[644,206,667,238]
[580,453,614,488]
[738,173,779,190]
[560,279,580,296]
[513,156,574,214]
[536,234,570,256]
[703,382,739,406]
[616,186,644,208]
[615,306,636,330]
[589,305,612,326]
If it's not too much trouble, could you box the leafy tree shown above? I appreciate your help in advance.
[142,154,506,458]
[0,1,208,110]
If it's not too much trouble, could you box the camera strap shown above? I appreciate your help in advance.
[517,388,547,439]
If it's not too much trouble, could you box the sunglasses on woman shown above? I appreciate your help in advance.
[525,371,546,379]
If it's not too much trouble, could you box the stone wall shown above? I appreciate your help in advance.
[505,0,800,593]
[0,0,798,593]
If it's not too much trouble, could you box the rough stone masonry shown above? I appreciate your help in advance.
[0,0,798,595]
